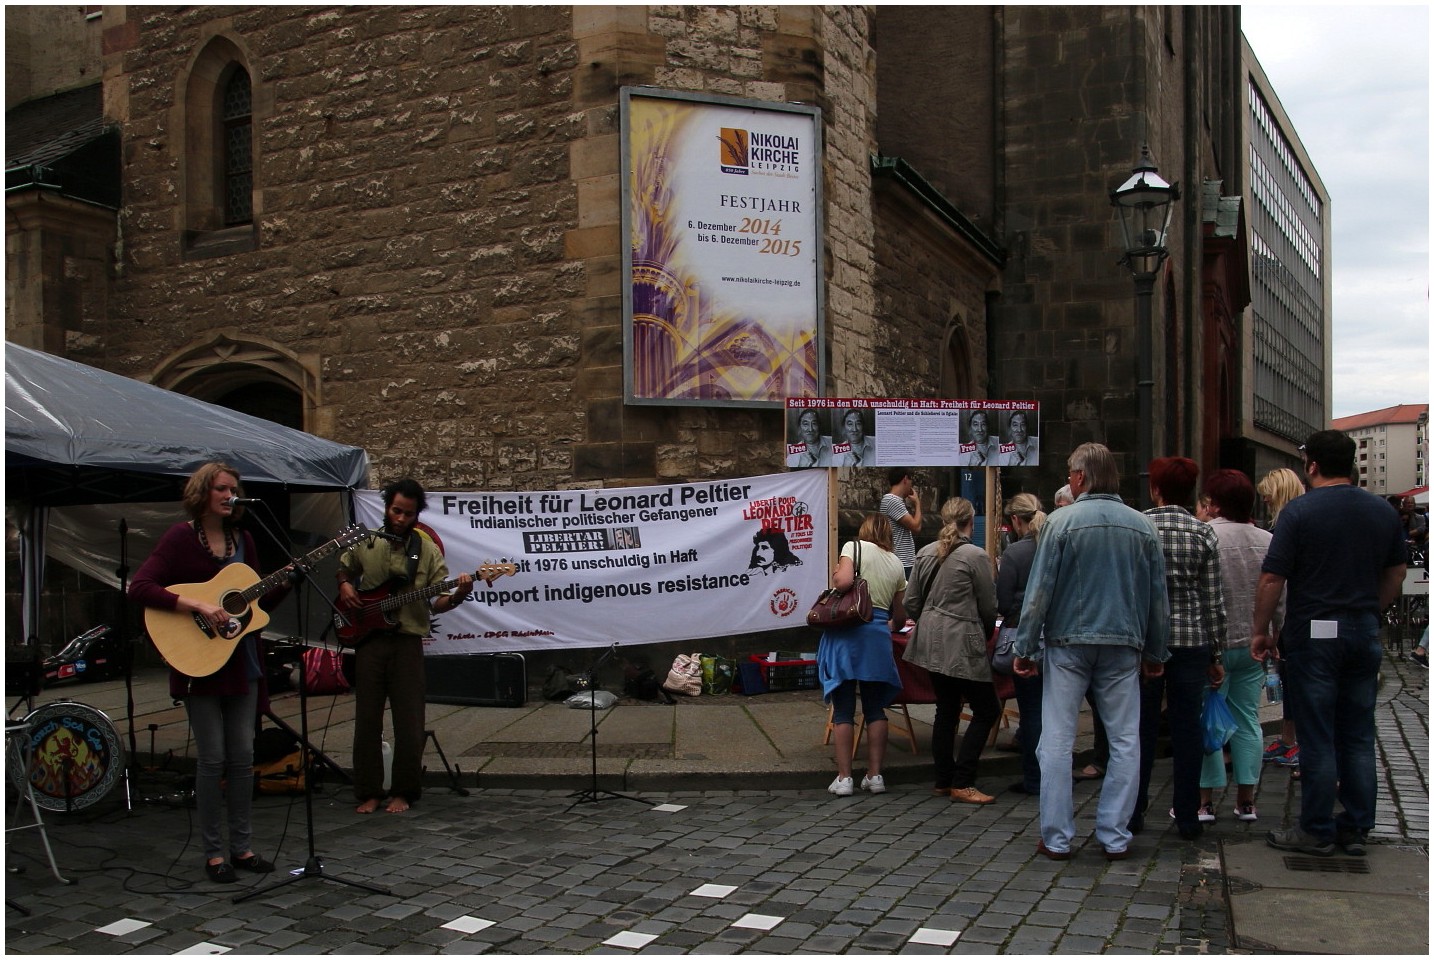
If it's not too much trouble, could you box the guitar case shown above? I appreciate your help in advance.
[424,652,526,707]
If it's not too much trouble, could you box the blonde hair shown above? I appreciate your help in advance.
[1006,492,1047,541]
[1257,468,1304,527]
[857,512,894,552]
[935,497,976,561]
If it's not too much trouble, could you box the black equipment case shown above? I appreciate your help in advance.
[423,652,526,707]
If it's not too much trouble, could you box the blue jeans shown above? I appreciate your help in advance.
[1037,644,1142,852]
[1284,614,1382,840]
[1134,646,1209,829]
[186,687,259,860]
[1012,671,1042,793]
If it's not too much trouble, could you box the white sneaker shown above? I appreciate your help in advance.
[828,776,854,796]
[1233,803,1259,821]
[860,774,886,794]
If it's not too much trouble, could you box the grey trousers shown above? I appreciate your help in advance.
[185,686,259,860]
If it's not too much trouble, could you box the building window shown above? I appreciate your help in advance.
[182,36,258,258]
[222,68,253,226]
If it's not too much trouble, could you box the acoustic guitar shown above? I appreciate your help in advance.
[146,524,371,678]
[334,561,518,646]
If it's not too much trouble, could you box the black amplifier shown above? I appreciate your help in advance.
[423,652,526,707]
[6,644,41,697]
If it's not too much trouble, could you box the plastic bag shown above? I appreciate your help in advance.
[565,690,618,710]
[1201,688,1237,755]
[701,655,735,695]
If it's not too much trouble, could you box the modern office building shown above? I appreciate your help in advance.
[1239,38,1334,478]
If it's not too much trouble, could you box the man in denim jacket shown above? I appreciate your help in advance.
[1013,443,1170,860]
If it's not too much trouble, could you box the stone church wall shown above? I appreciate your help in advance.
[98,6,885,499]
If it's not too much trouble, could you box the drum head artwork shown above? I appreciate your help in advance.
[10,701,126,812]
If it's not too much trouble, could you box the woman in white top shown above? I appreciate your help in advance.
[817,513,906,796]
[1199,469,1283,821]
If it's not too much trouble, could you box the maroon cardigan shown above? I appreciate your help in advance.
[130,521,286,707]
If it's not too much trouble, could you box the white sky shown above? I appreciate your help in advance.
[1240,4,1430,420]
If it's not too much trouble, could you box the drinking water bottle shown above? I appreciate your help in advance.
[1264,657,1283,704]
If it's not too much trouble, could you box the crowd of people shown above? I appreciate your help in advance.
[815,429,1412,862]
[133,428,1416,882]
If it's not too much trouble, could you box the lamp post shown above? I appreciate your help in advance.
[1110,144,1178,507]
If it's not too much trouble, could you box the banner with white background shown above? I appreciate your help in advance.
[353,472,829,654]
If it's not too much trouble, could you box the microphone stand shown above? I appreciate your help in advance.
[234,501,387,903]
[567,642,651,811]
[116,517,147,812]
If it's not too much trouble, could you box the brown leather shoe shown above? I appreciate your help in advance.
[1036,840,1070,861]
[949,786,995,805]
[931,785,951,797]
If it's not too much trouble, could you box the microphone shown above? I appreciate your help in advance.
[223,496,263,507]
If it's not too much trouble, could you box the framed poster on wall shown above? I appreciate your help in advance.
[621,88,824,408]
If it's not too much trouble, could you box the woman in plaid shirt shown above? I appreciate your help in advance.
[1131,457,1227,839]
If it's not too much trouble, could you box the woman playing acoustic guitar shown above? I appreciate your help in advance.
[129,461,289,883]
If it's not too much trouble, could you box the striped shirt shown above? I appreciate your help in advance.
[880,493,916,571]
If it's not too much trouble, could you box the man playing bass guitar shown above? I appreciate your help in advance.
[336,478,474,815]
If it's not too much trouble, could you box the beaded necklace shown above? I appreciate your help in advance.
[195,521,235,561]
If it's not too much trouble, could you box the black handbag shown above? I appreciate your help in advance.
[807,541,874,631]
[990,623,1018,675]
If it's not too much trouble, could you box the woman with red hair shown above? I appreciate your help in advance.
[1132,457,1227,838]
[1198,469,1282,820]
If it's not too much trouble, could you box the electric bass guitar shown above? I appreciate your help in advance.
[334,561,519,646]
[146,524,371,678]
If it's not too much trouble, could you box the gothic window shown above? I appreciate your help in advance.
[941,321,973,400]
[182,36,258,257]
[222,67,253,226]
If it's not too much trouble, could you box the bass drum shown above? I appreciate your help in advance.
[9,701,126,812]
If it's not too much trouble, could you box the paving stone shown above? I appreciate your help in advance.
[5,656,1424,957]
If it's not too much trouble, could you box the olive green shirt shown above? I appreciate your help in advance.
[338,530,450,638]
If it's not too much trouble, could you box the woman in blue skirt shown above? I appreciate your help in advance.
[819,513,908,796]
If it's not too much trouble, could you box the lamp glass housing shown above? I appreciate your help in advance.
[1110,149,1179,277]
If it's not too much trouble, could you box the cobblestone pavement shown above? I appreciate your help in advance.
[8,775,1196,954]
[6,655,1425,955]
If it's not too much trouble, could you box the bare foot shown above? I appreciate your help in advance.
[384,796,410,814]
[355,798,381,815]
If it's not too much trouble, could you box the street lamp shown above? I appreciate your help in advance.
[1110,144,1178,507]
